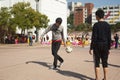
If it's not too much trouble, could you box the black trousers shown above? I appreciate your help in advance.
[93,44,109,68]
[51,41,64,68]
[115,41,118,48]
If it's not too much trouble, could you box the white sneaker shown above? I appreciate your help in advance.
[50,66,57,70]
[58,62,63,68]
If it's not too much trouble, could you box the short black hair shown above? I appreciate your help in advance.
[95,9,104,18]
[56,17,62,24]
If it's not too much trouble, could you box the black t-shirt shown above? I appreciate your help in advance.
[114,35,119,41]
[90,21,111,50]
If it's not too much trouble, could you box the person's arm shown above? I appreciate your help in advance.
[41,25,52,37]
[108,25,111,50]
[90,33,93,50]
[89,24,97,55]
[89,28,94,55]
[61,26,66,46]
[90,25,97,50]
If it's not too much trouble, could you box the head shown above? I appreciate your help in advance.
[95,9,104,20]
[55,17,62,27]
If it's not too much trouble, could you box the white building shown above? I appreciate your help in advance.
[92,8,97,26]
[103,5,120,25]
[92,5,120,26]
[0,0,67,42]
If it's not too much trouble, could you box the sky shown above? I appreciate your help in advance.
[67,0,120,8]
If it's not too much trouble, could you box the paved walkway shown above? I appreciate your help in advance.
[0,44,120,80]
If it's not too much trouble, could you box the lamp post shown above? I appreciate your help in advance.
[35,0,39,42]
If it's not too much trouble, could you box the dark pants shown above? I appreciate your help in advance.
[29,41,33,46]
[115,41,118,48]
[93,43,109,68]
[52,41,63,68]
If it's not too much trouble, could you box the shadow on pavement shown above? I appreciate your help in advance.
[84,60,120,68]
[108,63,120,68]
[26,61,94,80]
[26,61,51,68]
[56,69,94,80]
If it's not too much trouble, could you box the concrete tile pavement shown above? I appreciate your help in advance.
[0,44,120,80]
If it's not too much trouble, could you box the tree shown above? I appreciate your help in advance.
[75,23,92,32]
[75,23,84,31]
[0,7,12,43]
[33,11,49,42]
[111,22,120,33]
[74,23,92,36]
[115,22,120,32]
[0,2,49,43]
[111,25,116,33]
[67,13,74,32]
[0,7,9,33]
[32,11,49,32]
[10,2,33,34]
[10,2,49,42]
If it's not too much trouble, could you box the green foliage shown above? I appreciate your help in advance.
[0,7,10,31]
[75,23,92,32]
[0,2,49,43]
[111,22,120,33]
[75,23,84,31]
[67,13,74,26]
[11,2,34,33]
[10,2,49,34]
[33,11,49,29]
[67,13,74,32]
[115,22,120,31]
[0,7,16,43]
[67,13,92,33]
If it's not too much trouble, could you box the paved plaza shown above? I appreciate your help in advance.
[0,44,120,80]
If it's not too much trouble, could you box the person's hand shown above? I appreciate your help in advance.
[89,50,92,55]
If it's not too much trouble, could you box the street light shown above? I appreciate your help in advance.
[35,0,39,42]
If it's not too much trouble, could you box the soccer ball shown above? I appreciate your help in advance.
[65,46,73,53]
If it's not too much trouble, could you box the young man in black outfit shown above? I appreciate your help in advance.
[89,9,111,80]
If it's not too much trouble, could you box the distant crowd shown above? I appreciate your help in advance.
[41,33,120,49]
[3,33,120,49]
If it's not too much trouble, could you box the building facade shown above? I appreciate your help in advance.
[74,3,94,26]
[74,6,86,26]
[92,5,120,25]
[85,3,94,24]
[92,8,97,26]
[68,2,82,13]
[103,5,120,25]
